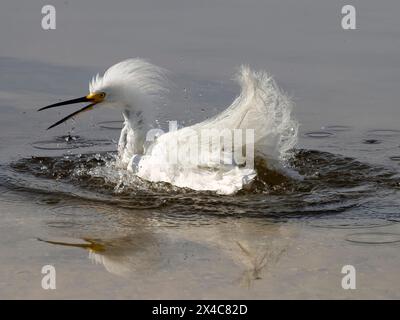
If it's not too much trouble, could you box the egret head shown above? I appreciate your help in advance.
[38,59,168,130]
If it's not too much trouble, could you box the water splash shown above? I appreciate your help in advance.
[5,148,400,222]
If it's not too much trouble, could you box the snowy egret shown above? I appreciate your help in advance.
[38,59,298,194]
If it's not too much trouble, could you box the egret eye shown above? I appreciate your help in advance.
[99,92,106,98]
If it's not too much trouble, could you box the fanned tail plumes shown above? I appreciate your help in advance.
[202,65,298,163]
[131,65,299,193]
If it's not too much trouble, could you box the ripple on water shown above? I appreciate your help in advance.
[35,197,61,205]
[345,232,400,245]
[363,139,382,145]
[115,199,168,210]
[367,129,400,137]
[46,221,84,229]
[6,149,400,222]
[309,218,395,229]
[46,203,118,216]
[32,141,79,150]
[389,156,400,162]
[97,120,124,130]
[31,135,114,151]
[44,203,119,230]
[322,125,352,132]
[304,131,335,138]
[0,189,37,206]
[152,210,229,227]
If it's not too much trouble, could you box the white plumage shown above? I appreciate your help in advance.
[89,59,298,194]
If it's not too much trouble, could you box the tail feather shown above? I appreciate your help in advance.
[203,66,298,162]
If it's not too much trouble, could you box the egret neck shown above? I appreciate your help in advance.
[118,107,152,166]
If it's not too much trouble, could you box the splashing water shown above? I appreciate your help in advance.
[5,146,400,223]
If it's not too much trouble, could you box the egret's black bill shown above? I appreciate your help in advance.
[38,96,90,111]
[38,96,98,130]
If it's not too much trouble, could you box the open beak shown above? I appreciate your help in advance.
[38,93,104,130]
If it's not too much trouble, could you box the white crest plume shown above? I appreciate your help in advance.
[89,58,169,102]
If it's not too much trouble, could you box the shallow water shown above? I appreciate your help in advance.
[1,0,400,299]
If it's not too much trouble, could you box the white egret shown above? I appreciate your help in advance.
[38,59,298,194]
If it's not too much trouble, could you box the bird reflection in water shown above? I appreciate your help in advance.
[38,222,294,286]
[38,234,163,277]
